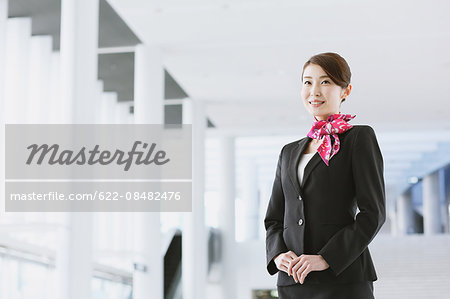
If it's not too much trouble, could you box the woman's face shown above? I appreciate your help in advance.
[301,63,351,120]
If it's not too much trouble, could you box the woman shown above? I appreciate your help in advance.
[264,52,385,299]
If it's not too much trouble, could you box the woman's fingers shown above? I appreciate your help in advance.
[280,258,291,271]
[289,256,304,279]
[295,261,311,284]
[285,251,298,275]
[292,258,309,283]
[293,255,318,283]
[290,259,299,282]
[299,264,312,284]
[280,254,329,283]
[286,251,297,260]
[275,251,299,274]
[287,256,298,276]
[285,252,298,276]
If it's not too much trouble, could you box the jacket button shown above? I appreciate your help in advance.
[298,195,302,201]
[298,219,304,226]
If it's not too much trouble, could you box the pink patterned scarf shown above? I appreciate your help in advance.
[307,113,356,166]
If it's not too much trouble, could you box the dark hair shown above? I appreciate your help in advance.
[302,52,351,102]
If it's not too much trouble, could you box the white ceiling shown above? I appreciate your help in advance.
[109,0,450,129]
[108,0,450,195]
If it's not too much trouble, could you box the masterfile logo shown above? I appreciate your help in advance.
[26,141,170,171]
[5,124,192,212]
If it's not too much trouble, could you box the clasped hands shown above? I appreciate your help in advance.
[274,251,330,284]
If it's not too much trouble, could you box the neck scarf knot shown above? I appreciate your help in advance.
[307,113,356,166]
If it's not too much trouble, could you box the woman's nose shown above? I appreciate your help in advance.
[311,86,321,97]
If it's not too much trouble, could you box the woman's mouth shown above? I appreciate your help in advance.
[309,101,325,107]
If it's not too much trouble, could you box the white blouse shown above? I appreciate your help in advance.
[297,152,315,185]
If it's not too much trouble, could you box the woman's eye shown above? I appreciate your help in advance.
[322,80,330,84]
[304,81,311,85]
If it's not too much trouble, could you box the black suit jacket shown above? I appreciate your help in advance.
[264,125,386,286]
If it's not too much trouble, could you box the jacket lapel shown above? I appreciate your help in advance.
[288,138,308,196]
[288,137,322,196]
[301,151,321,191]
[301,130,353,190]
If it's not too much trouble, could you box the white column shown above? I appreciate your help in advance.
[242,158,259,240]
[0,0,7,218]
[49,51,62,123]
[133,44,164,299]
[385,185,397,235]
[423,171,442,234]
[94,80,104,123]
[100,92,117,124]
[182,99,206,299]
[218,136,236,299]
[132,214,162,299]
[60,0,99,124]
[438,168,449,233]
[4,17,31,123]
[55,219,69,299]
[56,1,99,299]
[397,188,414,235]
[56,214,93,299]
[445,168,450,233]
[115,101,132,124]
[134,44,164,124]
[28,35,52,123]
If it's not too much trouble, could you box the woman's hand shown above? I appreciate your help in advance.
[287,254,330,284]
[274,251,298,274]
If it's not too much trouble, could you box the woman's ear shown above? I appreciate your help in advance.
[340,84,352,104]
[343,84,352,98]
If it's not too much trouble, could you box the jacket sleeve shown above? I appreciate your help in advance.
[317,126,386,276]
[264,146,288,275]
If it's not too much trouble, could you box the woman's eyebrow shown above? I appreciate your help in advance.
[303,75,330,79]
